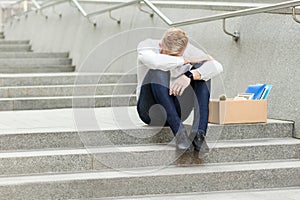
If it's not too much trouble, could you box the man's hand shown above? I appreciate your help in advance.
[170,75,191,96]
[191,70,201,80]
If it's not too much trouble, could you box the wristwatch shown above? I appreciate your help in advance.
[184,71,194,80]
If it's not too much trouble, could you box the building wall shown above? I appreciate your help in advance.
[0,11,2,30]
[3,1,300,138]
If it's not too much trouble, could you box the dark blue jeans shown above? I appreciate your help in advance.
[137,63,211,136]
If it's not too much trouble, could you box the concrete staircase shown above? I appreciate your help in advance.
[0,31,299,199]
[0,111,299,199]
[0,33,74,73]
[0,32,137,110]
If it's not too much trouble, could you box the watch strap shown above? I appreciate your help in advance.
[184,71,194,80]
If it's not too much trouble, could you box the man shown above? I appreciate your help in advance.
[136,28,223,152]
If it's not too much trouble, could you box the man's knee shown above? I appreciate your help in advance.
[149,69,169,79]
[149,69,170,88]
[206,79,211,93]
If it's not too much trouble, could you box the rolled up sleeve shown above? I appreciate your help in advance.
[138,50,184,71]
[195,60,223,81]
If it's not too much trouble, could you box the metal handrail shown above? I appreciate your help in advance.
[86,0,138,18]
[3,0,300,40]
[292,7,300,23]
[5,0,300,22]
[3,0,32,20]
[142,0,300,41]
[5,0,41,10]
[144,0,300,27]
[38,0,67,11]
[8,0,25,7]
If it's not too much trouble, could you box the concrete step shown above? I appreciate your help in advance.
[0,40,29,45]
[0,111,293,151]
[74,120,295,148]
[0,73,137,86]
[0,44,31,52]
[0,83,137,97]
[0,160,299,199]
[0,58,72,66]
[0,52,69,58]
[0,138,299,176]
[80,138,300,168]
[0,95,137,110]
[103,187,300,200]
[0,65,75,73]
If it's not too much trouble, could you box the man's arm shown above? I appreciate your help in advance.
[184,42,223,80]
[192,60,223,81]
[170,60,223,96]
[138,50,184,71]
[170,43,223,96]
[137,39,184,71]
[184,42,211,61]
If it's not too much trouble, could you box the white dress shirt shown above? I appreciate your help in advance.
[136,39,223,98]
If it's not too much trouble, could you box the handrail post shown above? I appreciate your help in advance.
[109,11,121,24]
[222,19,240,41]
[138,1,154,18]
[292,7,300,23]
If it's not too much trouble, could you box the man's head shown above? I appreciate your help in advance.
[160,27,188,56]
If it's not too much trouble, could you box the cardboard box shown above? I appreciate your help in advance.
[208,99,267,124]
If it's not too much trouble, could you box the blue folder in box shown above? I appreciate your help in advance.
[260,84,272,99]
[245,84,266,100]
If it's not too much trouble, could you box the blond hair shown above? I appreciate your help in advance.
[161,27,188,56]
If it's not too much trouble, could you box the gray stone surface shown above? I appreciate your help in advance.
[0,150,93,175]
[0,40,29,44]
[0,99,13,111]
[0,107,294,150]
[0,73,137,86]
[80,121,295,146]
[92,138,300,169]
[0,65,75,73]
[0,58,72,66]
[0,160,299,199]
[0,131,84,151]
[0,44,31,52]
[0,83,137,97]
[101,188,300,200]
[0,52,69,58]
[0,138,298,175]
[0,95,137,110]
[210,120,294,140]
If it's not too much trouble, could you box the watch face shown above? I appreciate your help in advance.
[185,71,193,79]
